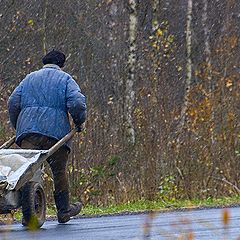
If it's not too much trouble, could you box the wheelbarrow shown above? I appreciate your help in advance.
[0,128,77,228]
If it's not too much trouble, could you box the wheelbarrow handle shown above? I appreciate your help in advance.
[0,136,16,150]
[46,127,78,157]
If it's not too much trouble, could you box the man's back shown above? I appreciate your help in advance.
[8,64,86,146]
[21,67,68,111]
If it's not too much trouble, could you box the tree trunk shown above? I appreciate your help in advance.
[125,0,137,144]
[176,0,193,145]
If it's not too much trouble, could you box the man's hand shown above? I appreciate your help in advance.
[75,125,82,132]
[75,123,85,132]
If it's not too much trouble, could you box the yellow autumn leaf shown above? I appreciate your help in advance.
[177,66,182,72]
[156,28,163,37]
[226,79,233,88]
[222,208,229,226]
[187,232,194,240]
[28,19,34,25]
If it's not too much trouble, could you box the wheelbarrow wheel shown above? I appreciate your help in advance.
[21,181,46,228]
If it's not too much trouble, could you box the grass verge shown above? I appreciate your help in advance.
[4,195,240,222]
[81,195,240,216]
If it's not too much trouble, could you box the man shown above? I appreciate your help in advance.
[8,50,87,223]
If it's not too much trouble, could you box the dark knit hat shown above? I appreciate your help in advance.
[42,50,66,68]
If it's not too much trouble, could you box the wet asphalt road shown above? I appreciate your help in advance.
[0,207,240,240]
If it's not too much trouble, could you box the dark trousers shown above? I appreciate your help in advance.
[20,133,69,194]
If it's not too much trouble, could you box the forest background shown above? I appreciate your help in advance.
[0,0,240,206]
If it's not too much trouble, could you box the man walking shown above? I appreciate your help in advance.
[8,50,87,223]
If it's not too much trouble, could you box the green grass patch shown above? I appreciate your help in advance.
[9,195,240,221]
[81,195,240,216]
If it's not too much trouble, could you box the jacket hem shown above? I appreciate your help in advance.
[16,131,71,151]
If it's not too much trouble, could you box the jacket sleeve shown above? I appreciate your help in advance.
[66,77,87,126]
[8,83,23,129]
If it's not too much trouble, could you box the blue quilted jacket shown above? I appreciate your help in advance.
[8,64,86,146]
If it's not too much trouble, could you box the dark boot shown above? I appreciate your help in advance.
[54,191,82,223]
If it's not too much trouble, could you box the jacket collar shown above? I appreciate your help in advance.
[42,64,61,70]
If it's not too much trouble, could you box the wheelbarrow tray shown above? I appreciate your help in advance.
[0,129,76,214]
[0,149,48,213]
